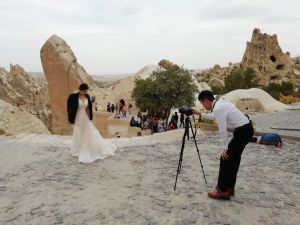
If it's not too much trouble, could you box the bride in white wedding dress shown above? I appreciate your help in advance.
[67,83,116,163]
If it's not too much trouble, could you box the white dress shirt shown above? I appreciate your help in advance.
[137,117,142,124]
[202,100,249,149]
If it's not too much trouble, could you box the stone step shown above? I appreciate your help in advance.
[34,134,57,143]
[29,134,57,144]
[15,133,41,142]
[43,135,71,147]
[14,133,30,139]
[10,133,71,147]
[0,135,17,144]
[13,120,41,133]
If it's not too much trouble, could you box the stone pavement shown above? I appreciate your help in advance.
[0,132,299,225]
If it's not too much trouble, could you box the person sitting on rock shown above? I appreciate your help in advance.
[158,117,166,133]
[167,120,174,131]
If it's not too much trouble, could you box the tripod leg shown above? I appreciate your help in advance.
[174,126,188,191]
[189,121,207,184]
[178,121,190,173]
[178,131,186,174]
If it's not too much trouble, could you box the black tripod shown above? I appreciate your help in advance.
[174,115,207,191]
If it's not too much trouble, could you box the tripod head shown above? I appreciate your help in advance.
[184,114,198,136]
[184,115,191,123]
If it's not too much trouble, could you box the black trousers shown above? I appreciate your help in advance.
[217,123,254,191]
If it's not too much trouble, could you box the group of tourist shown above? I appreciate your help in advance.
[165,112,187,130]
[100,99,187,133]
[106,99,133,118]
[103,99,188,134]
[106,102,116,113]
[130,111,186,134]
[130,113,165,133]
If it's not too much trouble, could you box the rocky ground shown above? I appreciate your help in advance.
[0,130,299,225]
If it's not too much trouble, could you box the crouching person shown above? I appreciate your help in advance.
[193,91,254,200]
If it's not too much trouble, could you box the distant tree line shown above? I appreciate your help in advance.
[212,67,296,101]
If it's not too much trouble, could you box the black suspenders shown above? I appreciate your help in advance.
[211,99,219,113]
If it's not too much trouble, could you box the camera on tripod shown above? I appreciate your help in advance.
[179,107,193,116]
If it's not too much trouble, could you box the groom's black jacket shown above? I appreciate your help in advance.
[67,92,93,124]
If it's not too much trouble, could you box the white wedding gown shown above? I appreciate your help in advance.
[70,98,116,163]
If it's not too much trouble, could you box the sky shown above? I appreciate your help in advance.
[0,0,299,75]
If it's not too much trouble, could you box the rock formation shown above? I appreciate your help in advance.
[196,28,300,90]
[195,63,238,87]
[158,59,180,70]
[40,35,102,135]
[208,78,225,88]
[0,67,22,105]
[241,28,294,86]
[0,99,50,135]
[292,57,300,90]
[222,88,290,112]
[0,65,51,131]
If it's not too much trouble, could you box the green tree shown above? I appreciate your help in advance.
[264,83,281,99]
[280,81,294,96]
[264,81,294,100]
[132,66,198,122]
[224,67,258,92]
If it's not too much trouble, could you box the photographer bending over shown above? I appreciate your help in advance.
[193,90,254,200]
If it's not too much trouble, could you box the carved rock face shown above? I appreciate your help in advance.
[241,28,293,86]
[196,28,299,90]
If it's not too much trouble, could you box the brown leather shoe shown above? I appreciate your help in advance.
[215,186,235,196]
[208,190,230,200]
[228,188,235,196]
